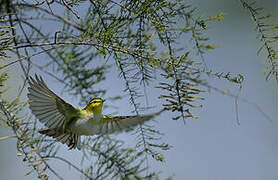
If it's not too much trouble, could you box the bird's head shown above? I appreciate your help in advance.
[84,97,105,114]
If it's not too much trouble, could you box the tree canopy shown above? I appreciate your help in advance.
[0,0,277,179]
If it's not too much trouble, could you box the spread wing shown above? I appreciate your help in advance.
[27,75,79,131]
[97,110,164,134]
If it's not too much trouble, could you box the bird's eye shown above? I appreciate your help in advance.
[92,101,97,104]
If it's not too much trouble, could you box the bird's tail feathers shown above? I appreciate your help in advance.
[39,129,81,150]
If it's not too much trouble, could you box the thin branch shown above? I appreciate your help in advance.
[61,0,80,19]
[187,77,273,124]
[0,102,64,180]
[240,0,278,82]
[12,41,156,62]
[42,155,93,180]
[13,3,84,31]
[0,47,56,70]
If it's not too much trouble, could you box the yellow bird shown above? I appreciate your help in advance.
[27,75,163,150]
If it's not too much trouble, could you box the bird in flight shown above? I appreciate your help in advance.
[27,75,163,150]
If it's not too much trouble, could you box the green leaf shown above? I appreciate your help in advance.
[272,25,278,29]
[207,12,225,21]
[176,51,190,65]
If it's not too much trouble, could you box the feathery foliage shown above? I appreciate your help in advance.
[241,0,278,82]
[1,0,274,179]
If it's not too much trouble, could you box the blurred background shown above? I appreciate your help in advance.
[1,0,278,179]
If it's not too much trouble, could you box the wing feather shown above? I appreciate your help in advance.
[28,75,79,131]
[29,105,57,112]
[32,109,60,117]
[39,113,58,123]
[28,93,53,102]
[97,110,164,134]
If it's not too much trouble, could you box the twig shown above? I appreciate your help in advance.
[12,41,155,63]
[42,155,93,180]
[240,0,278,82]
[61,0,80,19]
[0,47,56,70]
[189,77,274,125]
[13,3,84,31]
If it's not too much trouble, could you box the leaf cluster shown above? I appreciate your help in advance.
[241,0,278,82]
[0,0,256,179]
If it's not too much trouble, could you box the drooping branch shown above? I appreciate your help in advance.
[240,0,278,82]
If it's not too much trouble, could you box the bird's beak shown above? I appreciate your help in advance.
[102,99,106,102]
